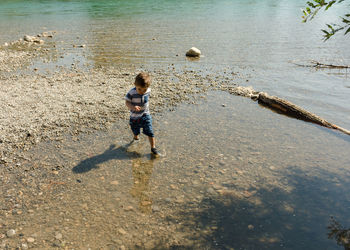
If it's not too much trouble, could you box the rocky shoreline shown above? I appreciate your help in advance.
[0,34,247,249]
[0,35,242,167]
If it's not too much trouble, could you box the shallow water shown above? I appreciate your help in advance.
[3,91,349,249]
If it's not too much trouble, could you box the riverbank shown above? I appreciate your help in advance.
[0,36,244,249]
[0,37,241,166]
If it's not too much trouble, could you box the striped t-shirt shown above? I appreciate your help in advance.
[125,87,151,119]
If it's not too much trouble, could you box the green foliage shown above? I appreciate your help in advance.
[302,0,349,40]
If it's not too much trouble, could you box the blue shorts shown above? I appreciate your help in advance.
[129,114,154,137]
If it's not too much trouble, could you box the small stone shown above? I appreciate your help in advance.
[152,205,160,212]
[110,181,119,185]
[124,206,134,211]
[21,243,29,249]
[186,47,201,57]
[55,232,62,240]
[6,229,16,237]
[118,228,127,235]
[27,237,35,243]
[222,104,226,107]
[248,224,254,230]
[207,187,216,195]
[243,191,253,198]
[141,201,152,206]
[24,35,35,42]
[175,197,184,203]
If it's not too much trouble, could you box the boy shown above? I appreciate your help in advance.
[125,72,159,155]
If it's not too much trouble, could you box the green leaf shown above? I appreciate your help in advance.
[342,18,350,24]
[326,24,335,32]
[322,29,330,34]
[307,1,317,8]
[325,1,336,10]
[345,26,350,35]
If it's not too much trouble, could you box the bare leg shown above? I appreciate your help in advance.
[148,136,155,149]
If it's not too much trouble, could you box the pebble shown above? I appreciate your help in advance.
[124,206,134,211]
[118,228,127,235]
[243,190,253,198]
[27,237,35,243]
[55,232,63,240]
[110,180,119,185]
[207,187,217,195]
[6,229,16,237]
[219,161,226,166]
[141,201,152,206]
[152,205,160,212]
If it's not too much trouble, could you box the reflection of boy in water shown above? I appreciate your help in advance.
[125,72,159,156]
[130,158,154,213]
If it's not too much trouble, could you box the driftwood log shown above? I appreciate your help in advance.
[257,92,350,136]
[293,60,350,69]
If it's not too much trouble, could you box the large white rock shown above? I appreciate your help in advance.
[186,47,201,57]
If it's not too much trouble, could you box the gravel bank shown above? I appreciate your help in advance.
[0,41,241,165]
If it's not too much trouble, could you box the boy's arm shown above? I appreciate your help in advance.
[125,100,141,112]
[125,100,134,111]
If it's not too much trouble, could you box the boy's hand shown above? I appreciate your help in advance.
[134,106,141,112]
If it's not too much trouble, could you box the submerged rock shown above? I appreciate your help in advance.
[186,47,201,57]
[6,229,16,237]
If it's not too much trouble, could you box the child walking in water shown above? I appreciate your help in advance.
[125,72,159,155]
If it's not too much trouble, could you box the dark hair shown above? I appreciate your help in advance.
[134,72,151,88]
